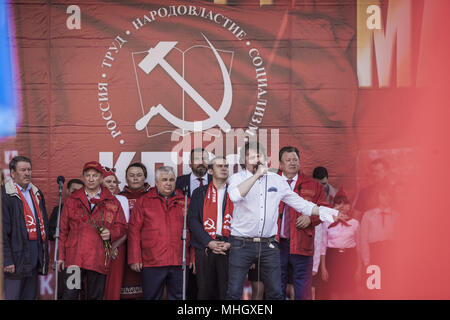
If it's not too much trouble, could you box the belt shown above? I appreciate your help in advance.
[233,236,276,243]
[328,247,355,254]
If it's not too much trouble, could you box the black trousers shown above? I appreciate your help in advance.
[186,267,198,300]
[62,268,106,300]
[195,247,229,300]
[141,266,183,300]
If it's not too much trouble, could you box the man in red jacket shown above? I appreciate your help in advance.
[118,162,151,299]
[128,166,189,300]
[57,161,127,300]
[278,146,329,300]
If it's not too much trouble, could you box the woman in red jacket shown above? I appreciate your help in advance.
[128,166,189,300]
[102,166,130,300]
[57,161,127,300]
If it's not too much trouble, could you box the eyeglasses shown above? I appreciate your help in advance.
[103,166,116,173]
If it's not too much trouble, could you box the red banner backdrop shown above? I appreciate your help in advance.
[2,0,360,202]
[2,0,450,299]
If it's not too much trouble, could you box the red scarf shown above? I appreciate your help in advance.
[328,217,351,229]
[203,183,233,239]
[15,185,46,242]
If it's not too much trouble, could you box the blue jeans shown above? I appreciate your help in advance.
[141,266,183,300]
[226,236,282,300]
[280,238,313,300]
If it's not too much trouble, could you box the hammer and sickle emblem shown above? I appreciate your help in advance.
[135,33,232,133]
[203,218,215,231]
[26,214,36,227]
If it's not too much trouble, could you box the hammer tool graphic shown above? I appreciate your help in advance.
[135,41,231,132]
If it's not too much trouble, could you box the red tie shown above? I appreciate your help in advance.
[380,211,390,227]
[282,179,294,238]
[197,177,204,187]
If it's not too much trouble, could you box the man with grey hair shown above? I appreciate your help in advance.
[128,166,190,300]
[2,155,49,299]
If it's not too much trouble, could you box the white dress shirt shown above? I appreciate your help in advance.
[189,173,209,196]
[215,186,226,236]
[115,194,130,223]
[228,170,336,238]
[313,224,322,273]
[360,207,395,265]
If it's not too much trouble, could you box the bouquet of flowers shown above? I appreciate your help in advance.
[81,199,112,267]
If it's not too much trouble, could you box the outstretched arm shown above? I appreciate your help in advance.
[282,188,338,222]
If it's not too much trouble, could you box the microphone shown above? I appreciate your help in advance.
[57,176,65,191]
[54,175,65,300]
[254,162,268,175]
[182,184,189,196]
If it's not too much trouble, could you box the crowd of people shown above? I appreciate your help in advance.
[1,143,396,300]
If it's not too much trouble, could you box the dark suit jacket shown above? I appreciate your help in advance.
[175,173,212,198]
[2,182,50,279]
[187,184,230,249]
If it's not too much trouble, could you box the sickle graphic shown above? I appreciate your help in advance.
[204,218,215,230]
[135,33,232,133]
[26,214,36,226]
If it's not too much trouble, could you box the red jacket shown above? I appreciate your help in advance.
[58,188,128,274]
[119,183,151,210]
[278,172,329,256]
[128,187,190,268]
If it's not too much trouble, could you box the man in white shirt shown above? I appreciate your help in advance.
[225,142,339,300]
[360,189,396,267]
